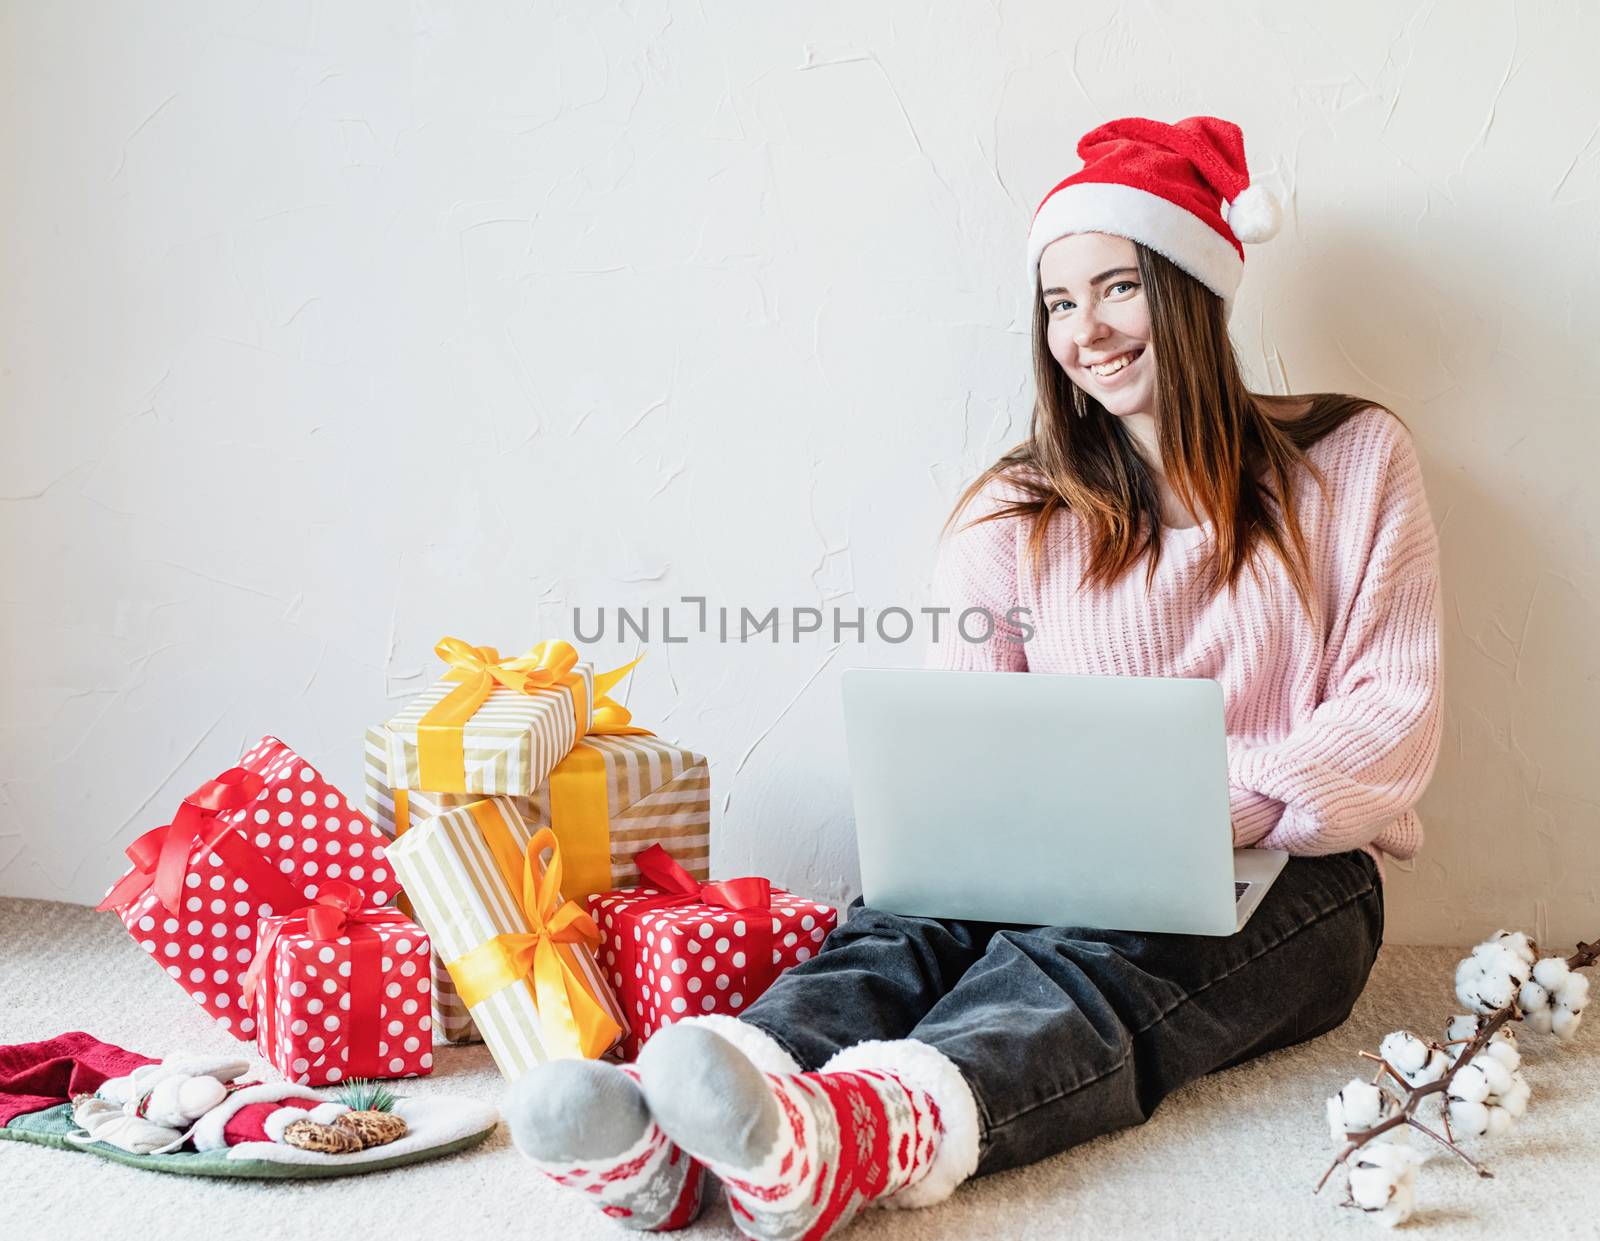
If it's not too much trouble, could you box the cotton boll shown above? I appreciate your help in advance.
[1327,1079,1403,1144]
[1446,1014,1481,1043]
[1379,1031,1428,1074]
[1325,1095,1353,1144]
[1456,969,1511,1015]
[1456,948,1528,1014]
[1447,1098,1490,1137]
[1347,1143,1424,1228]
[1487,930,1538,970]
[1477,1056,1513,1097]
[1502,1076,1532,1118]
[1447,1055,1526,1140]
[1532,956,1570,991]
[1470,971,1522,1013]
[1379,1032,1449,1087]
[1469,943,1528,980]
[1483,1037,1521,1072]
[1378,1031,1450,1086]
[1551,975,1588,1039]
[1448,1063,1490,1104]
[1379,1175,1418,1229]
[1515,961,1588,1039]
[1414,1049,1450,1085]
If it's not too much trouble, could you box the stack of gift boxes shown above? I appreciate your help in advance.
[97,636,836,1089]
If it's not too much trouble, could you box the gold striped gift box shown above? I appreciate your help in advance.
[363,725,477,1043]
[383,796,627,1083]
[380,662,595,796]
[364,726,712,1045]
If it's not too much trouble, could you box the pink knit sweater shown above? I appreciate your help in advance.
[928,407,1444,881]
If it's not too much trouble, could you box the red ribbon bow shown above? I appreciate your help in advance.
[240,881,407,999]
[97,768,267,915]
[635,843,772,914]
[631,844,777,1002]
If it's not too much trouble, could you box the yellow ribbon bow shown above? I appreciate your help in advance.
[590,652,653,738]
[394,644,653,871]
[446,815,622,1060]
[417,637,649,791]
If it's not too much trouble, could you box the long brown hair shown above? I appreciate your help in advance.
[942,240,1403,623]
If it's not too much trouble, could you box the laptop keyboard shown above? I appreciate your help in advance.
[1234,881,1250,903]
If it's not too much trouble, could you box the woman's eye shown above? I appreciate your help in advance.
[1048,284,1136,313]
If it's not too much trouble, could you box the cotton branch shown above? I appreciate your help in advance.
[1316,935,1598,1198]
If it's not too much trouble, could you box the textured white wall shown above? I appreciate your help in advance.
[3,1,1597,945]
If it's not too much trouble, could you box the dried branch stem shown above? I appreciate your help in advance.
[1405,1117,1492,1177]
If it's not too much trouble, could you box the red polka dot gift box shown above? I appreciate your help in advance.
[245,880,433,1086]
[586,844,839,1060]
[97,736,395,1041]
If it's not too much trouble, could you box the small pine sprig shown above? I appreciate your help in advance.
[336,1077,398,1113]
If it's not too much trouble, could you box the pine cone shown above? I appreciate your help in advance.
[282,1118,363,1154]
[334,1109,409,1149]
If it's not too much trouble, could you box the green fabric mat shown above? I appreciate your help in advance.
[0,1102,493,1179]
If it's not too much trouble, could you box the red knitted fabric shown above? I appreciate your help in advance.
[0,1032,158,1126]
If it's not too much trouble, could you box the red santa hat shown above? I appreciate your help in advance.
[1026,116,1280,318]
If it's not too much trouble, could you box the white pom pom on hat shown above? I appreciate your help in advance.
[1221,183,1281,244]
[1026,115,1280,320]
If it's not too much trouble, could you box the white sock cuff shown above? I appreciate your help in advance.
[822,1038,981,1209]
[669,1015,802,1075]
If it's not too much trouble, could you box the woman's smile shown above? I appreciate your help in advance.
[1084,346,1146,384]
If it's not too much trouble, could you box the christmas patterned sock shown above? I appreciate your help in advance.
[509,1059,707,1231]
[637,1025,981,1241]
[507,1016,804,1232]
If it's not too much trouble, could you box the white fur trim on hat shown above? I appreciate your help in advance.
[262,1106,311,1144]
[1028,181,1244,310]
[190,1082,325,1151]
[822,1039,981,1210]
[666,1015,802,1075]
[259,1100,348,1141]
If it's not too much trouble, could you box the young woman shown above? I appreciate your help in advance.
[508,116,1444,1240]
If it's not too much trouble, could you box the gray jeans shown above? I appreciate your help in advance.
[740,850,1383,1175]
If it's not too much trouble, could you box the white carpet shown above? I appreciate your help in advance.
[6,896,1599,1240]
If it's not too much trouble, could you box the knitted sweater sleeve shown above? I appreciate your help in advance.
[1228,423,1444,858]
[926,475,1031,672]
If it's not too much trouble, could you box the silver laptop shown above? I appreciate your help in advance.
[841,668,1287,936]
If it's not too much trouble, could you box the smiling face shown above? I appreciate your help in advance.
[1039,232,1155,420]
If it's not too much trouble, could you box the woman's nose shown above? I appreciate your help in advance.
[1074,317,1108,349]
